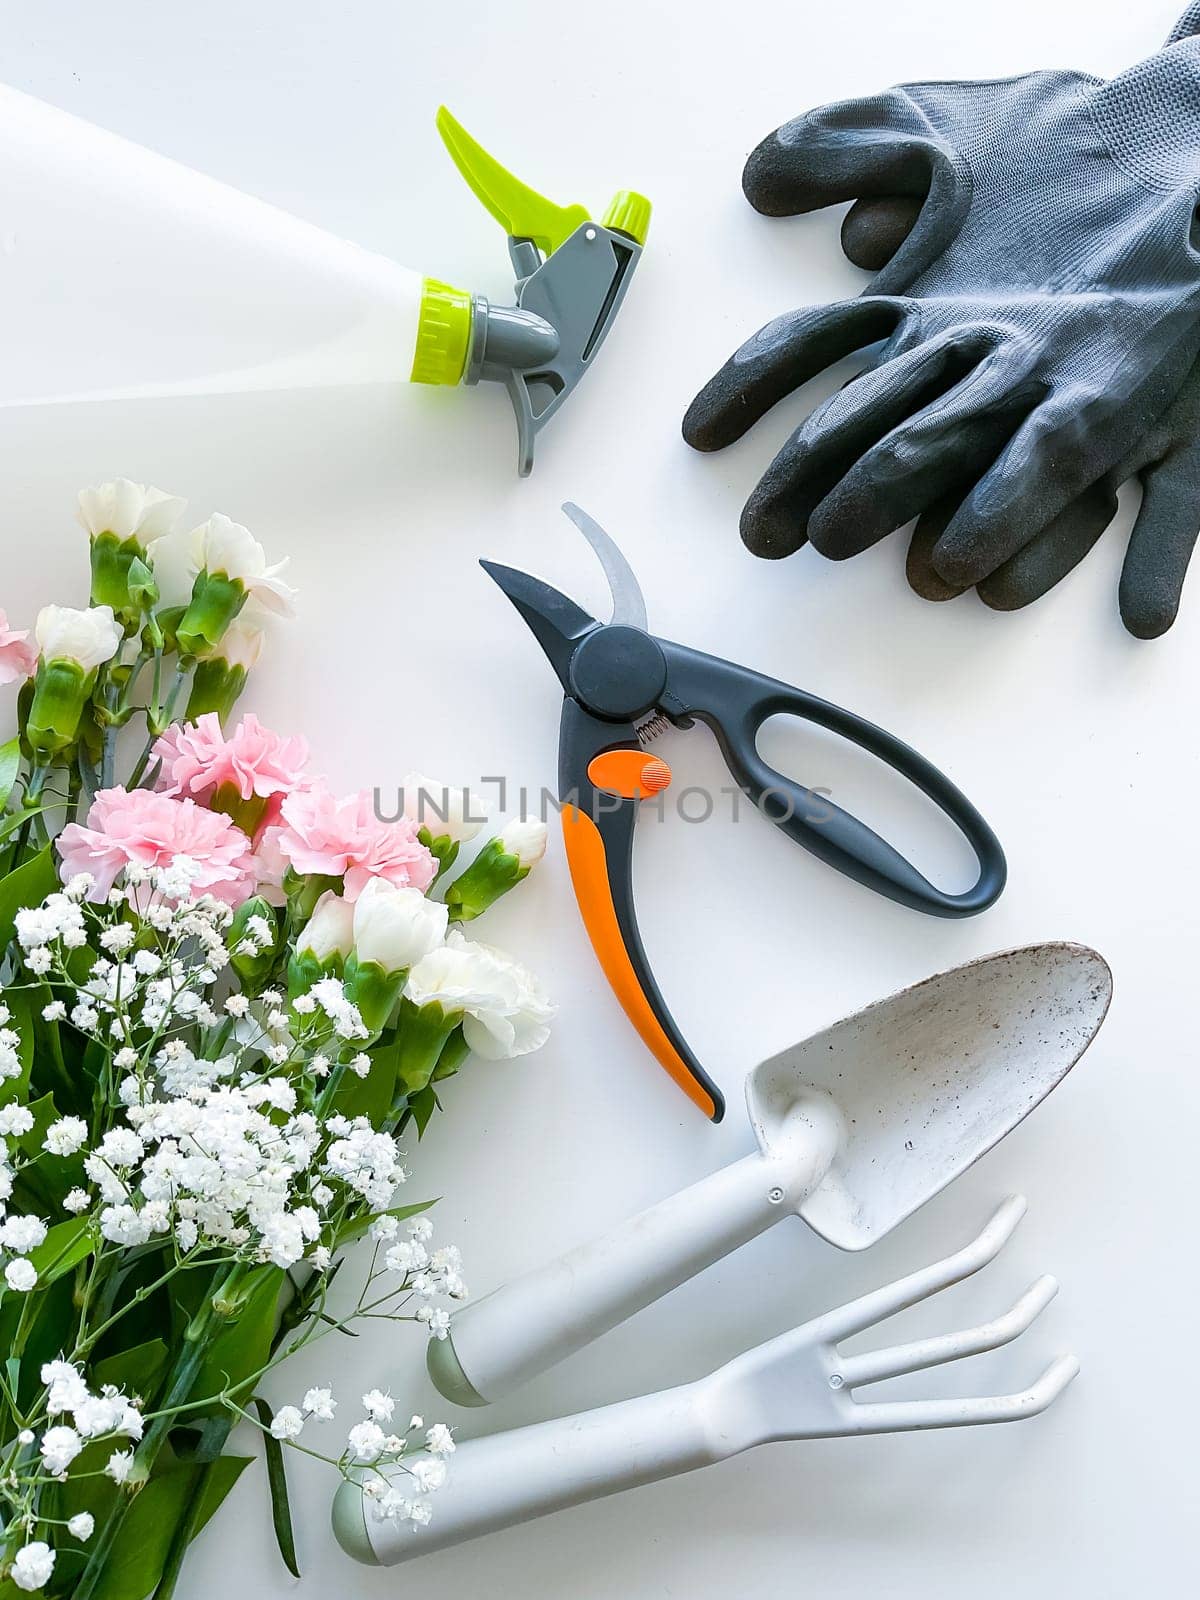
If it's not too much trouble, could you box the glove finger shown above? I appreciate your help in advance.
[932,395,1126,587]
[907,498,972,600]
[841,196,923,273]
[743,94,969,292]
[977,480,1119,610]
[683,297,906,454]
[807,338,1033,560]
[1119,443,1200,637]
[739,325,980,559]
[1167,3,1200,44]
[744,93,936,216]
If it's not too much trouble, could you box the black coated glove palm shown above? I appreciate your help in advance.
[684,14,1200,633]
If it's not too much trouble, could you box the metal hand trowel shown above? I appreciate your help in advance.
[428,942,1111,1406]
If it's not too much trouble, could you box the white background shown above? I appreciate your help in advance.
[2,1,1197,1594]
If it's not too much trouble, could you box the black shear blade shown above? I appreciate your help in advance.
[479,560,599,689]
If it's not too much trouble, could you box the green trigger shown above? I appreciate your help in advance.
[435,106,591,256]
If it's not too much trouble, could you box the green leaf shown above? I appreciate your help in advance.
[0,737,22,812]
[191,1267,284,1406]
[94,1338,170,1400]
[332,1044,397,1126]
[0,803,61,855]
[410,1083,441,1137]
[29,1214,94,1287]
[252,1397,300,1577]
[87,1454,254,1600]
[335,1197,436,1249]
[0,845,58,948]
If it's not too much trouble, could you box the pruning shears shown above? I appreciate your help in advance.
[482,506,1008,1122]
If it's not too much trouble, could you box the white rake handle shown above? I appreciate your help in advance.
[428,1150,798,1406]
[343,1384,713,1566]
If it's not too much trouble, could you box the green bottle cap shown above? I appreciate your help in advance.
[601,190,652,247]
[411,277,473,386]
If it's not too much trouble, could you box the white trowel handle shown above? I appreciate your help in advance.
[347,1383,714,1565]
[428,1150,798,1406]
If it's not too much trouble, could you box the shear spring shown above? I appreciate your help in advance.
[636,711,672,745]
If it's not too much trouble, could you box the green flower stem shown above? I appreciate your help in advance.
[72,1266,245,1600]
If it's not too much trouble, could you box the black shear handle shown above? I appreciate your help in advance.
[661,642,1006,918]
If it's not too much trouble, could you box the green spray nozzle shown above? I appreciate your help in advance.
[421,107,651,474]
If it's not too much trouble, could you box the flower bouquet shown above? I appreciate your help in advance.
[0,483,553,1596]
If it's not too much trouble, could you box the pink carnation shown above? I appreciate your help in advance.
[276,785,435,901]
[153,713,309,806]
[57,787,256,904]
[0,610,37,686]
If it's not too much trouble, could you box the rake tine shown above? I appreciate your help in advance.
[807,1196,1027,1347]
[846,1354,1081,1435]
[838,1275,1059,1389]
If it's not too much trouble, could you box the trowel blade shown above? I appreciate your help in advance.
[747,943,1111,1251]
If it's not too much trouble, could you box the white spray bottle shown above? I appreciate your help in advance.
[0,89,650,473]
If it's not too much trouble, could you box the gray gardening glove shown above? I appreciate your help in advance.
[684,9,1200,636]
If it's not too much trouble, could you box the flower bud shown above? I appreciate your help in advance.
[80,479,185,621]
[443,818,547,922]
[184,618,265,724]
[297,891,355,966]
[177,515,295,656]
[352,881,447,974]
[401,772,487,876]
[25,605,122,759]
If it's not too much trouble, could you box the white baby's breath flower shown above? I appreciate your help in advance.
[270,1405,305,1441]
[44,1116,88,1157]
[41,1361,88,1414]
[0,1214,46,1251]
[34,604,122,671]
[411,1456,448,1493]
[0,1104,34,1136]
[105,1448,134,1483]
[4,1258,36,1292]
[67,1511,95,1542]
[76,479,185,547]
[63,1188,91,1214]
[361,1389,394,1424]
[346,1420,386,1463]
[11,1540,55,1592]
[425,1423,456,1456]
[302,1387,337,1422]
[41,1000,66,1022]
[40,1424,82,1475]
[424,1307,451,1339]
